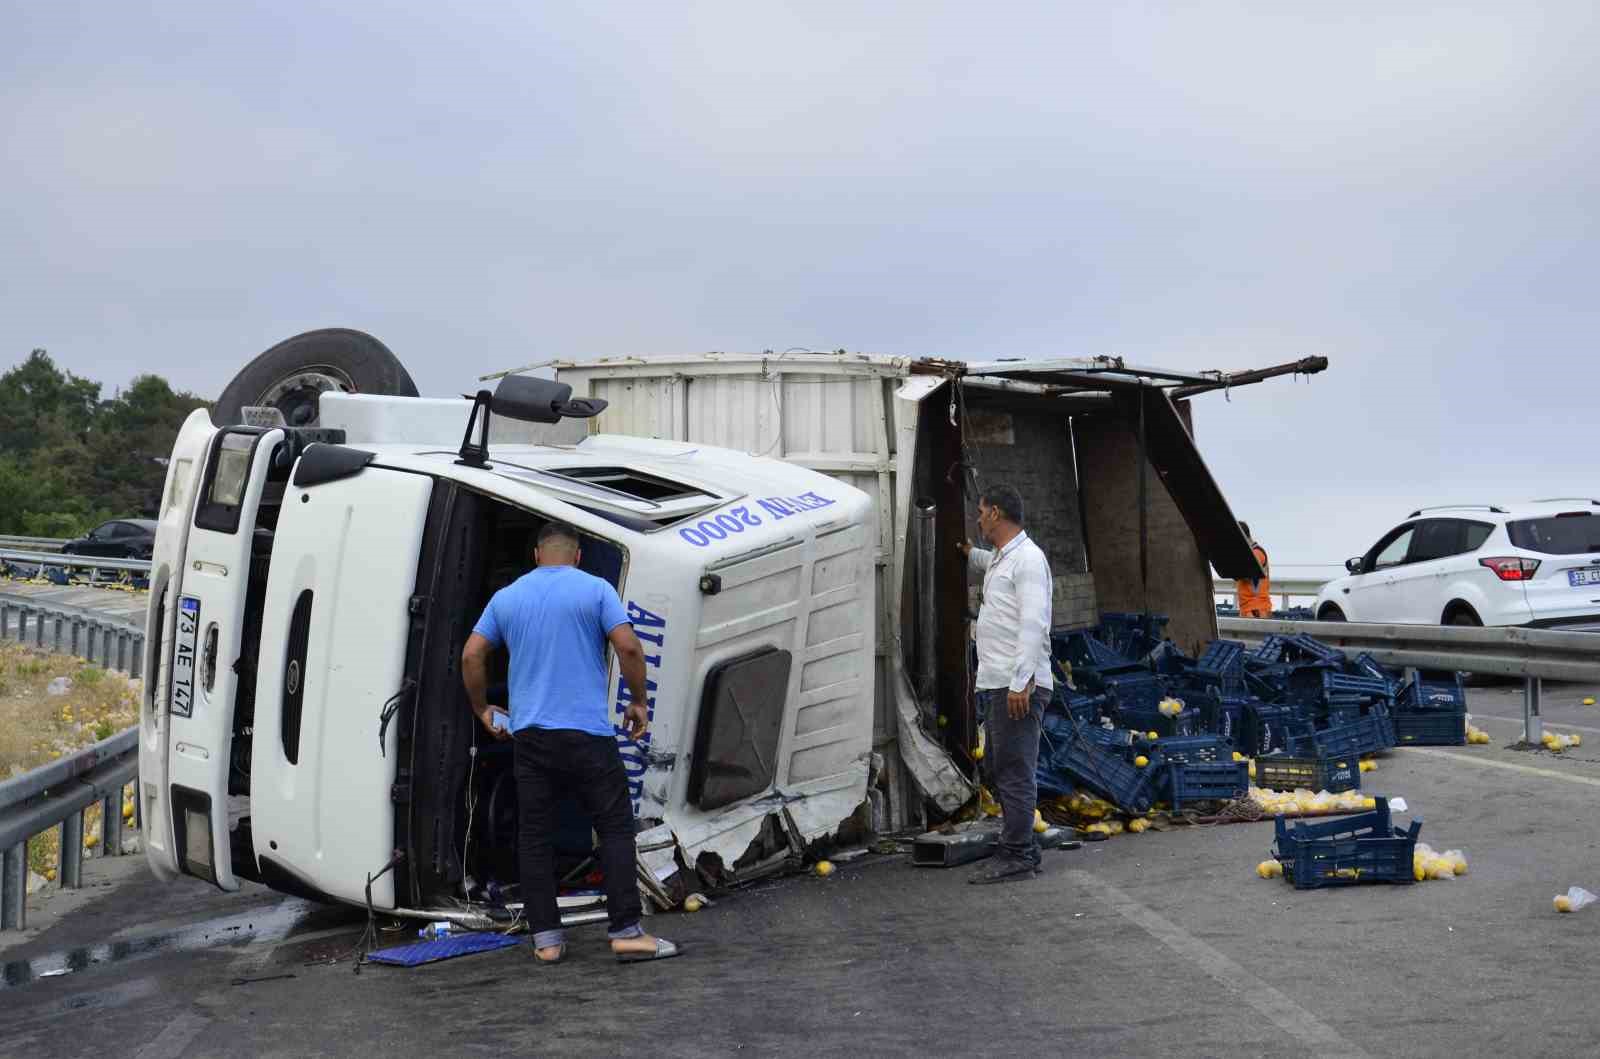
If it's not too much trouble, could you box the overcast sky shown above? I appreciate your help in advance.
[5,2,1596,567]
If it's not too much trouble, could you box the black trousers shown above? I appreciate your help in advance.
[513,727,642,941]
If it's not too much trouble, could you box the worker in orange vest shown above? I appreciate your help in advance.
[1235,521,1272,618]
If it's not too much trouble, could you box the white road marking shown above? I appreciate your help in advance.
[1065,869,1371,1059]
[1403,747,1600,788]
[132,1011,208,1059]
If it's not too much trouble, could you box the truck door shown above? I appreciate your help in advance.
[247,462,433,909]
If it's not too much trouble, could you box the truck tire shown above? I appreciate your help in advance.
[213,328,418,428]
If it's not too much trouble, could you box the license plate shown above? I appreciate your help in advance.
[171,596,200,718]
[1568,568,1600,588]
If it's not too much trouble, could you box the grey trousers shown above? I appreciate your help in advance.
[976,686,1049,862]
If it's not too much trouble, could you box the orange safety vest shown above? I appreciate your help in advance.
[1235,543,1272,618]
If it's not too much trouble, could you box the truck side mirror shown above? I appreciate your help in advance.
[490,375,609,424]
[1345,557,1365,574]
[457,376,612,467]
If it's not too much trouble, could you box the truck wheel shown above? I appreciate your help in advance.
[213,329,418,428]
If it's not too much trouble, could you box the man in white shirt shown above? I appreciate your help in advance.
[959,484,1054,884]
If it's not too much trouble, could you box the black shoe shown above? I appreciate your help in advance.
[968,857,1037,885]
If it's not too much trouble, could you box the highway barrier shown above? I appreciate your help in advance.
[0,729,140,931]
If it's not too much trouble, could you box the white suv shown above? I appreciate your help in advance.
[1313,501,1600,630]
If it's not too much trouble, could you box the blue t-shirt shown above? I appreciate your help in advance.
[471,566,630,737]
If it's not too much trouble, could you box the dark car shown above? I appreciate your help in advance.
[61,518,158,559]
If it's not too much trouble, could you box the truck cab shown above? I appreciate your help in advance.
[139,381,876,922]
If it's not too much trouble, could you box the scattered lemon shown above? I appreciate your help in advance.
[122,801,135,820]
[1451,855,1468,875]
[1255,859,1283,879]
[1148,731,1160,741]
[684,896,703,913]
[45,869,56,882]
[1573,734,1583,747]
[1127,818,1149,834]
[814,860,835,877]
[937,715,948,728]
[1584,697,1596,706]
[1034,818,1048,833]
[1232,751,1245,762]
[1555,894,1574,913]
[1414,861,1426,882]
[1363,797,1377,809]
[973,746,984,760]
[84,833,99,850]
[1134,755,1149,768]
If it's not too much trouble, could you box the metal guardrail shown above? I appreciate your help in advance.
[0,535,68,553]
[1,728,140,931]
[0,597,146,678]
[1,548,152,575]
[1217,616,1600,742]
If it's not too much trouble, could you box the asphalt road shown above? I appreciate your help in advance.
[4,681,1599,1058]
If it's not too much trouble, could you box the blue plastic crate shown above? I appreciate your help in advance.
[1167,761,1249,809]
[1394,707,1467,746]
[1195,639,1248,694]
[1284,633,1347,665]
[1103,671,1165,707]
[1118,705,1199,739]
[1289,716,1390,760]
[1255,754,1361,793]
[1037,715,1165,813]
[1241,704,1306,757]
[1273,799,1421,890]
[1247,635,1289,664]
[1350,652,1398,692]
[1397,671,1467,711]
[1144,734,1230,765]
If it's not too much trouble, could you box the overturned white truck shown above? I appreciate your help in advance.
[141,330,1322,924]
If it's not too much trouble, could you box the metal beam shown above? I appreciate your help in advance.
[1170,356,1329,398]
[1217,617,1600,683]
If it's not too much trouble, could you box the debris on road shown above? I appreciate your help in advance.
[1412,843,1469,881]
[1466,723,1491,745]
[1541,731,1581,752]
[1029,617,1431,839]
[1553,887,1596,913]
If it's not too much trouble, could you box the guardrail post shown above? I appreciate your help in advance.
[101,794,122,856]
[1524,676,1543,745]
[0,602,10,640]
[85,620,100,665]
[132,634,145,679]
[60,813,83,888]
[52,614,64,654]
[2,842,25,930]
[116,631,129,674]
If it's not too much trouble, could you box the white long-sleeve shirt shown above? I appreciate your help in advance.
[969,530,1054,693]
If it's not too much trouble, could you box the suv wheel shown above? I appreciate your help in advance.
[1446,607,1482,627]
[1318,605,1347,622]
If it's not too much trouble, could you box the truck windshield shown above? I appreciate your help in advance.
[1507,514,1600,555]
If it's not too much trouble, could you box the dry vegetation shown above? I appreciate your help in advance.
[0,640,141,876]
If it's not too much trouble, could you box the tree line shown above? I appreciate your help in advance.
[0,350,209,537]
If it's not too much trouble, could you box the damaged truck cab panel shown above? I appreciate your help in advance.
[142,393,877,916]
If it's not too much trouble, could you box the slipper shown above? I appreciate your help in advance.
[532,943,566,966]
[615,937,681,964]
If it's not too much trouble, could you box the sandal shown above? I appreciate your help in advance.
[614,937,681,964]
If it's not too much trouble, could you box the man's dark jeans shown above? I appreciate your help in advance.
[976,686,1049,863]
[513,727,642,948]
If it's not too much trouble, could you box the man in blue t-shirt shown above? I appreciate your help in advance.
[462,521,679,965]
